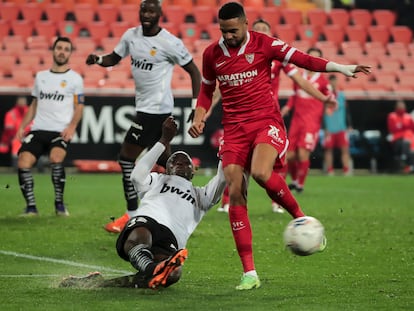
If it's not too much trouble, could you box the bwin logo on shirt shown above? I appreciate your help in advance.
[131,57,154,71]
[160,183,195,204]
[39,91,64,101]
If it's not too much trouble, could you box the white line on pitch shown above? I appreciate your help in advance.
[0,250,131,275]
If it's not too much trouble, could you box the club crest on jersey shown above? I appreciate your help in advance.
[268,125,284,144]
[60,80,67,88]
[150,46,157,56]
[245,53,254,64]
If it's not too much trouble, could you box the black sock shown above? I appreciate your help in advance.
[119,157,138,211]
[51,163,65,203]
[18,168,36,207]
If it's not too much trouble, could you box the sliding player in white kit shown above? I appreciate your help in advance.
[85,0,201,233]
[16,37,84,217]
[60,117,226,290]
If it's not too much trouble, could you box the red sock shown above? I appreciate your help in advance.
[288,160,298,182]
[222,186,229,205]
[277,163,288,180]
[228,205,255,273]
[297,160,310,188]
[263,172,305,218]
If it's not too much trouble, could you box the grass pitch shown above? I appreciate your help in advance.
[0,172,413,310]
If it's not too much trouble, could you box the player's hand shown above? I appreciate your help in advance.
[349,65,371,78]
[188,120,205,138]
[324,94,337,115]
[85,54,99,65]
[61,125,76,142]
[160,116,178,144]
[187,110,195,123]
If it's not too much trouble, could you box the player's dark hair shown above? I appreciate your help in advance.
[252,18,271,29]
[52,37,73,51]
[307,47,322,57]
[218,2,246,20]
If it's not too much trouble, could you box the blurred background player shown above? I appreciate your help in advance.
[387,99,414,174]
[216,19,337,213]
[0,96,30,168]
[86,0,201,233]
[323,74,352,176]
[282,47,333,193]
[16,37,84,217]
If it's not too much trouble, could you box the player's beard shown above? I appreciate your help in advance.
[224,37,244,48]
[53,54,69,66]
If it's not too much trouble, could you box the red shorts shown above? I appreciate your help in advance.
[288,122,320,152]
[220,118,288,171]
[324,131,349,149]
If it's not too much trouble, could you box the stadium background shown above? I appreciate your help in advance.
[0,0,413,172]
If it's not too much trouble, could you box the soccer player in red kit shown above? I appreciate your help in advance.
[188,2,371,290]
[282,48,332,193]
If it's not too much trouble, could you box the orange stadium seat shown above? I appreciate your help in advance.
[307,8,328,30]
[244,0,265,9]
[44,3,68,24]
[110,21,132,38]
[350,9,372,28]
[73,37,97,56]
[193,39,213,54]
[2,36,26,56]
[390,26,413,45]
[378,58,402,73]
[87,21,111,46]
[160,21,179,36]
[53,0,75,12]
[100,37,119,53]
[244,7,261,24]
[163,5,186,26]
[274,24,297,44]
[34,21,58,40]
[119,4,139,24]
[0,20,11,40]
[327,8,350,28]
[26,36,50,51]
[364,42,387,59]
[367,25,390,46]
[291,40,311,52]
[341,41,365,63]
[11,20,35,40]
[73,4,96,26]
[402,58,414,73]
[260,7,281,28]
[179,24,202,44]
[11,67,34,88]
[97,4,119,24]
[101,0,123,5]
[0,2,20,22]
[395,72,414,91]
[17,52,43,71]
[192,6,216,28]
[345,25,368,46]
[315,41,338,59]
[297,24,320,45]
[386,42,410,62]
[20,3,43,23]
[373,72,397,91]
[0,53,18,76]
[106,67,131,81]
[196,0,217,8]
[281,8,303,26]
[322,24,345,48]
[206,23,222,41]
[58,21,80,40]
[172,0,193,15]
[372,10,396,28]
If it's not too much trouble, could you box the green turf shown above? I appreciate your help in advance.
[0,172,413,310]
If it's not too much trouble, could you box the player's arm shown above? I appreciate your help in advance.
[131,117,177,188]
[182,60,201,123]
[198,160,226,211]
[61,94,85,141]
[16,97,37,141]
[85,51,122,67]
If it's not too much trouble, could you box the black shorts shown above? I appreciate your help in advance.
[124,112,171,147]
[116,216,178,262]
[18,130,68,159]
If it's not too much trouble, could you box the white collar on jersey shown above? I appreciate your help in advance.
[219,31,251,57]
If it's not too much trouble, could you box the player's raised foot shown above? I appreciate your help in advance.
[288,182,297,191]
[19,206,39,217]
[271,202,284,214]
[217,203,229,213]
[235,275,261,290]
[104,213,129,233]
[148,248,188,289]
[59,271,104,288]
[55,202,69,216]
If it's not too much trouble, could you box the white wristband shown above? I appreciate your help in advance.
[191,98,197,109]
[326,62,356,77]
[96,55,103,65]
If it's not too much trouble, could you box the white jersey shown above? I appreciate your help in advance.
[31,69,84,132]
[130,142,225,249]
[114,26,193,114]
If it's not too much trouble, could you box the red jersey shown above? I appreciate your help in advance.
[198,31,329,125]
[387,111,414,142]
[288,71,330,128]
[0,105,30,155]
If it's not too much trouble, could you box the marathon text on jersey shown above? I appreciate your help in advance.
[217,69,258,86]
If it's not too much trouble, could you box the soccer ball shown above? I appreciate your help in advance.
[283,216,327,256]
